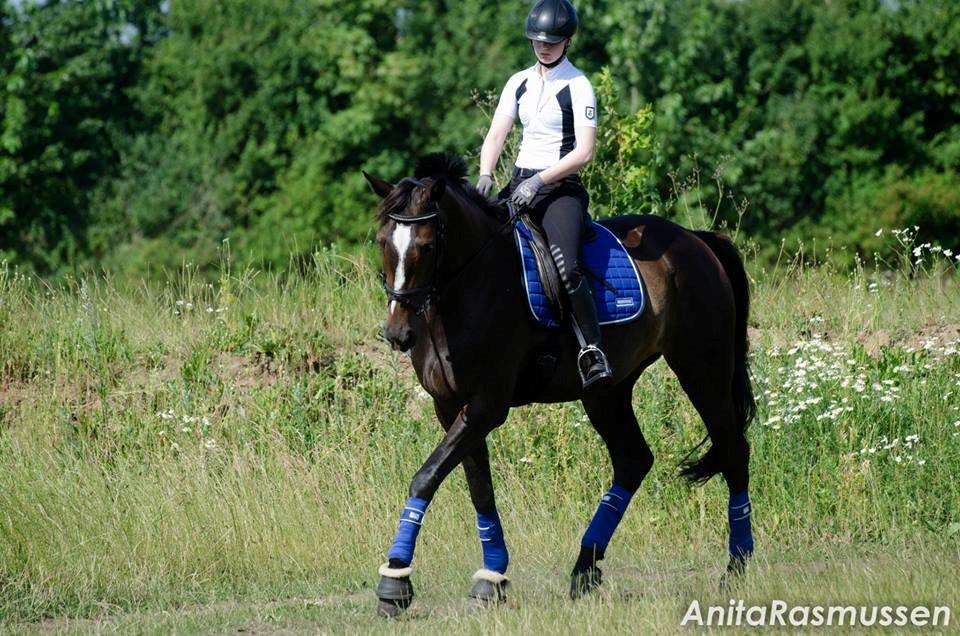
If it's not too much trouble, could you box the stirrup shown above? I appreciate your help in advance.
[577,345,612,389]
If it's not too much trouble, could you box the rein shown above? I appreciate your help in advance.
[382,182,521,316]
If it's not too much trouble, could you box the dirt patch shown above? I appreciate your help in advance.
[747,327,792,350]
[16,593,370,634]
[901,323,960,352]
[857,323,960,358]
[856,330,892,358]
[122,354,181,390]
[0,381,37,424]
[216,352,280,390]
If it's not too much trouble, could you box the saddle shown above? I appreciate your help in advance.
[514,217,645,328]
[519,213,566,321]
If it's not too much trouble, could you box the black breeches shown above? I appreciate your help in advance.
[501,175,591,292]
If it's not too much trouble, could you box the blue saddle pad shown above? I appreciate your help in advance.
[514,219,645,328]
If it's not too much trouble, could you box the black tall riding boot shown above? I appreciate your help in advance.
[566,278,612,389]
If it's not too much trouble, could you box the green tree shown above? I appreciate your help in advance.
[605,0,960,255]
[0,0,162,272]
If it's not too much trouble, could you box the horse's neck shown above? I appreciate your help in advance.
[415,204,517,398]
[441,197,509,273]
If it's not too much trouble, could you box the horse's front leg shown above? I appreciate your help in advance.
[376,396,508,617]
[462,442,511,608]
[432,400,511,608]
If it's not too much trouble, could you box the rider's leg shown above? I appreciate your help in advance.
[538,186,612,389]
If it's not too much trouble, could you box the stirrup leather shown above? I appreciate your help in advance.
[577,345,612,387]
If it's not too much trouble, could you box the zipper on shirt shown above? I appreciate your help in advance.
[535,75,549,114]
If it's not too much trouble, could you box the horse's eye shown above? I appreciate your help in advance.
[420,243,435,254]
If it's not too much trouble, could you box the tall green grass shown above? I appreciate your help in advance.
[0,238,958,631]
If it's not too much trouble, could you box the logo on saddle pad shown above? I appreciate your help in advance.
[514,219,645,328]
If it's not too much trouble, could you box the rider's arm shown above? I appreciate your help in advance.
[538,125,595,185]
[479,113,514,177]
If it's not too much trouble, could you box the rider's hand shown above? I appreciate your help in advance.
[476,174,494,198]
[510,172,544,208]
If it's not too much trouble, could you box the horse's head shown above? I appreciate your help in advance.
[366,152,505,352]
[365,170,447,352]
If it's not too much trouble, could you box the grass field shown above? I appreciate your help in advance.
[1,237,959,634]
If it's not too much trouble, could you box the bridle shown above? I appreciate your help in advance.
[382,191,443,316]
[381,178,520,317]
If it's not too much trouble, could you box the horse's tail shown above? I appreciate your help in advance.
[680,231,756,484]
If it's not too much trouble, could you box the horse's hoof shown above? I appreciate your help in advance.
[569,565,602,600]
[376,574,414,618]
[719,556,748,591]
[377,598,409,618]
[468,578,509,610]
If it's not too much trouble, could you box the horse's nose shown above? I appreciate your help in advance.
[384,322,415,352]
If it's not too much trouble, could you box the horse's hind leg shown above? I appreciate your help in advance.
[665,350,753,579]
[573,378,654,598]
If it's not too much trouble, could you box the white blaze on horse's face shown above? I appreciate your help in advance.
[389,223,414,315]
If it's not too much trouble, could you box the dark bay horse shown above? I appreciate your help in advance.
[363,153,755,616]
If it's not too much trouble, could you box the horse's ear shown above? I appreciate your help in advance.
[428,177,446,201]
[363,171,394,199]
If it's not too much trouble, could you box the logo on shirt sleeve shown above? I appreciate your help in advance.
[585,106,596,120]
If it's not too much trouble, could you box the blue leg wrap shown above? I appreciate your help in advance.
[387,497,429,565]
[581,483,634,552]
[728,490,754,559]
[477,510,509,574]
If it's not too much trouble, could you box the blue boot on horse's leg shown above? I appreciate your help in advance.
[468,510,510,609]
[377,497,429,617]
[567,278,612,390]
[571,483,634,599]
[720,490,754,590]
[468,510,510,608]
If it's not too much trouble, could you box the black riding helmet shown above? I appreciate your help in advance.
[525,0,578,43]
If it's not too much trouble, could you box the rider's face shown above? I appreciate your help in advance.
[531,38,568,66]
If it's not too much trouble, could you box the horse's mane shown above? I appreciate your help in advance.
[377,152,502,225]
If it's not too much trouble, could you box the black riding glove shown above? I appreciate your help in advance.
[510,173,544,208]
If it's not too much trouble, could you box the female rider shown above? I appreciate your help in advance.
[476,0,610,389]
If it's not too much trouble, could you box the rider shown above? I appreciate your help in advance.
[476,0,611,389]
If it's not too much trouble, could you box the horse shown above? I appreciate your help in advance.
[363,152,755,616]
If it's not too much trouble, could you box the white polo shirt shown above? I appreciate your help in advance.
[494,57,597,171]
